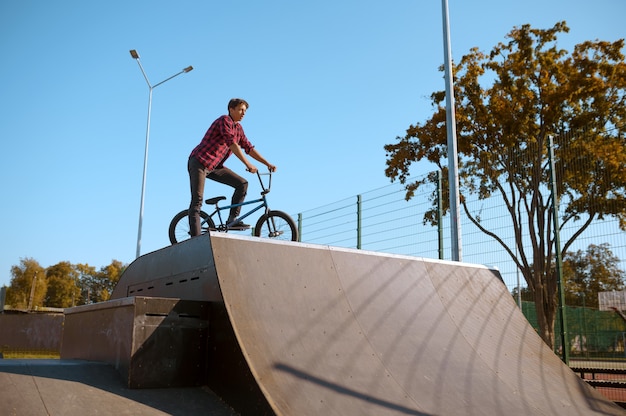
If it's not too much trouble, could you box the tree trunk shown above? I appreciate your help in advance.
[532,279,557,349]
[534,290,552,347]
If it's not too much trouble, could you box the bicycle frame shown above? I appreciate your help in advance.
[205,172,272,230]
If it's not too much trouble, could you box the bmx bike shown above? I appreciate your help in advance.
[168,171,298,244]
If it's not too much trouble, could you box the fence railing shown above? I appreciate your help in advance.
[295,177,625,298]
[293,140,626,303]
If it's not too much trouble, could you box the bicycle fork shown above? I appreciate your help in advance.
[262,209,284,238]
[267,220,284,237]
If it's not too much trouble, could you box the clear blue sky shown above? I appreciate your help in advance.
[1,0,624,288]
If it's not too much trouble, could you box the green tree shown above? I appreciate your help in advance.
[384,22,626,348]
[98,260,125,301]
[78,260,126,304]
[6,258,128,309]
[563,243,625,308]
[75,263,98,304]
[6,258,46,310]
[45,261,81,308]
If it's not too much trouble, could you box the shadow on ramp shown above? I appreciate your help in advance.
[274,363,430,415]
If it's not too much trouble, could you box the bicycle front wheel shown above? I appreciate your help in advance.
[254,210,298,242]
[169,210,214,245]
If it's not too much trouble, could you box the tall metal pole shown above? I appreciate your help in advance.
[441,0,462,261]
[548,135,568,364]
[130,50,192,258]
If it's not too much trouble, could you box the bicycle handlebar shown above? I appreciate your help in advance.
[255,170,272,194]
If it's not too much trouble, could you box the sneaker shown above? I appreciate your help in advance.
[228,221,250,230]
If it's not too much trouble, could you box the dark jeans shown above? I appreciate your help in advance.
[188,156,248,236]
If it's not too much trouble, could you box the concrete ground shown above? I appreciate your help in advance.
[0,359,240,416]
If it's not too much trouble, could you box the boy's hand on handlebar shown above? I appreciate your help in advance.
[267,164,276,172]
[246,165,258,174]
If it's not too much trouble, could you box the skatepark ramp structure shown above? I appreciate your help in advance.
[110,233,625,415]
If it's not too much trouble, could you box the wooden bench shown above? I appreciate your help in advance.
[572,367,626,379]
[571,367,626,390]
[583,379,626,389]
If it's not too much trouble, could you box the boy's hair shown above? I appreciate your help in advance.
[228,98,249,110]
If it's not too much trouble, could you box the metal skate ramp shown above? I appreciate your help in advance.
[207,233,623,415]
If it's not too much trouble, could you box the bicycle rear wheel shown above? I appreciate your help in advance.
[254,210,298,241]
[169,210,214,244]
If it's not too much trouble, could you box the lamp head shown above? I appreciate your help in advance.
[183,66,193,73]
[129,50,140,59]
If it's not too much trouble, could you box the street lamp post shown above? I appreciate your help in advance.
[130,49,193,258]
[440,0,462,261]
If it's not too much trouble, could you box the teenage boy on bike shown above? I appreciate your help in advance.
[187,98,276,236]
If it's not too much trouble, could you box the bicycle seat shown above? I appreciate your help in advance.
[205,196,226,205]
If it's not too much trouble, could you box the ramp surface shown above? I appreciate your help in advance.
[208,233,624,416]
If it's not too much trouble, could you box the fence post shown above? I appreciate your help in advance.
[297,213,303,242]
[357,195,362,250]
[548,135,569,364]
[437,170,444,260]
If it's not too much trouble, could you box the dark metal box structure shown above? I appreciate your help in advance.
[61,296,209,388]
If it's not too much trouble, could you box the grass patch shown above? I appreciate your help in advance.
[1,348,60,359]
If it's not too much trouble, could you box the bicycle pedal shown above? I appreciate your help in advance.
[228,222,250,230]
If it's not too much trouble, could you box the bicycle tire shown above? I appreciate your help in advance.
[254,210,298,242]
[169,210,214,244]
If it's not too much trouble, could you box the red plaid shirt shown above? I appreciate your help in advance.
[190,115,254,170]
